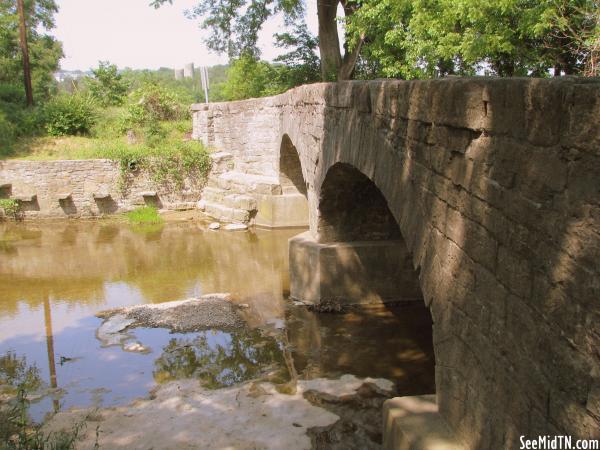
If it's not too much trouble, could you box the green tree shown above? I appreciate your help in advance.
[86,61,129,106]
[221,53,282,100]
[347,0,599,78]
[0,0,63,100]
[273,23,321,87]
[150,0,363,81]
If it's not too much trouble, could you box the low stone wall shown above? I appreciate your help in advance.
[0,159,208,219]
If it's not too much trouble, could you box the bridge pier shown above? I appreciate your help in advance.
[289,231,422,306]
[254,193,309,228]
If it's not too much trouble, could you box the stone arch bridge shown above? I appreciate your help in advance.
[192,78,599,449]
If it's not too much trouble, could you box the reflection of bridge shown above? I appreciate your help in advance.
[192,78,600,448]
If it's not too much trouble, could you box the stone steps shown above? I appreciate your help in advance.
[201,170,282,224]
[383,395,465,450]
[208,171,282,195]
[202,200,252,224]
[202,187,257,211]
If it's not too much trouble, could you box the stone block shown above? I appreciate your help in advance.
[255,194,309,228]
[289,231,422,306]
[14,194,37,202]
[383,395,465,450]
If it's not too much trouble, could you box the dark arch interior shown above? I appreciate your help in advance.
[318,163,402,242]
[279,135,307,197]
[314,162,436,397]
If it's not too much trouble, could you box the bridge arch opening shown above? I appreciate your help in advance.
[289,162,436,397]
[318,163,401,243]
[279,135,307,197]
[313,162,424,305]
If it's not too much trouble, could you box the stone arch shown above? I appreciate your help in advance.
[279,134,307,197]
[253,134,309,228]
[317,162,401,243]
[308,162,424,305]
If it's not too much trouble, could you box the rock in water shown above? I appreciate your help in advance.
[224,223,248,231]
[208,222,220,230]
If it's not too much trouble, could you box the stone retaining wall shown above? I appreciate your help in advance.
[0,158,212,218]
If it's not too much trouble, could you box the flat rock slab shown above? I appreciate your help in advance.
[224,223,248,231]
[383,395,465,450]
[96,293,245,337]
[45,375,395,450]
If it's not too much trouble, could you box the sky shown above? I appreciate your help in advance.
[51,0,322,71]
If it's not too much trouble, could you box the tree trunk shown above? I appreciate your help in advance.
[17,0,33,106]
[317,0,342,80]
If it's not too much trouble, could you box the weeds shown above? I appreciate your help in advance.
[0,353,96,450]
[0,389,92,450]
[0,200,20,221]
[124,206,163,225]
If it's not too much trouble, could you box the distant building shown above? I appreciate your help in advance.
[184,63,194,78]
[54,70,89,82]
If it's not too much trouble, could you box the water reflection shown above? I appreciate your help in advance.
[0,351,42,394]
[153,329,287,388]
[0,221,435,422]
[286,304,435,395]
[43,296,59,413]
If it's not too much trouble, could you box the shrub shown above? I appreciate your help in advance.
[43,94,97,136]
[0,199,20,220]
[89,107,124,139]
[121,82,189,132]
[0,112,16,156]
[0,84,46,142]
[86,61,129,106]
[144,141,212,188]
[104,140,212,193]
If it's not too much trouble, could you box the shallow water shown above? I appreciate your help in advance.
[0,220,434,423]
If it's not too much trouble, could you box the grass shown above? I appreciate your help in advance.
[5,116,195,161]
[2,107,212,193]
[2,102,195,162]
[124,206,164,225]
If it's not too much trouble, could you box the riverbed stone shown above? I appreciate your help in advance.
[224,223,248,231]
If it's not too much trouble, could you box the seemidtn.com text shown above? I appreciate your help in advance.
[520,436,599,450]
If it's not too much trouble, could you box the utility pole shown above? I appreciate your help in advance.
[17,0,33,106]
[200,66,209,104]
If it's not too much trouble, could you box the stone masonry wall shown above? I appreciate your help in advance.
[0,157,229,218]
[192,100,282,176]
[193,78,600,449]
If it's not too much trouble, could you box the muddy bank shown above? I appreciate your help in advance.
[45,375,394,450]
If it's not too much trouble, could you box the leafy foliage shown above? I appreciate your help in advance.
[0,0,63,101]
[122,82,189,131]
[347,0,600,78]
[104,139,212,192]
[221,54,281,100]
[273,23,321,87]
[86,61,129,106]
[151,0,304,59]
[0,198,21,220]
[0,112,17,155]
[219,36,320,102]
[43,94,96,136]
